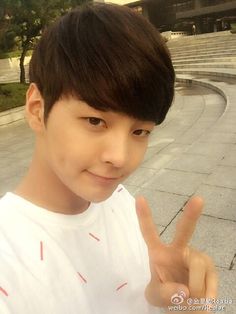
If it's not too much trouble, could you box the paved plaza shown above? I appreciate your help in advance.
[0,81,236,312]
[0,57,30,83]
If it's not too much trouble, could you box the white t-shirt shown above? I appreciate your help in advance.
[0,185,161,314]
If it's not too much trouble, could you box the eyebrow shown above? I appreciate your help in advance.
[74,102,155,126]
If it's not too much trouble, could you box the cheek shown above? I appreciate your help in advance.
[51,135,105,182]
[52,146,87,176]
[45,131,88,176]
[128,142,148,170]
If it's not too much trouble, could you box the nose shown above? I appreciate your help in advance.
[100,133,130,168]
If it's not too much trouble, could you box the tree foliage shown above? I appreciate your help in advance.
[0,0,90,83]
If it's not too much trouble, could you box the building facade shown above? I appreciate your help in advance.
[104,0,236,34]
[168,0,236,33]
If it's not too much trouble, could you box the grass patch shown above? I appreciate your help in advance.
[0,83,28,112]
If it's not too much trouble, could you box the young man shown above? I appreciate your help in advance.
[0,3,217,313]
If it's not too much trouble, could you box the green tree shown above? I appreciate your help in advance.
[1,0,90,83]
[0,3,11,51]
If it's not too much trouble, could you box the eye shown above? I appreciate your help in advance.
[87,117,105,127]
[133,129,151,137]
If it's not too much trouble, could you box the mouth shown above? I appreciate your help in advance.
[86,171,122,183]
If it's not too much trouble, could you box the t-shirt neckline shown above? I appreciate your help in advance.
[4,192,99,228]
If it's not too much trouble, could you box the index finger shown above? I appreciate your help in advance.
[172,196,203,248]
[135,196,162,250]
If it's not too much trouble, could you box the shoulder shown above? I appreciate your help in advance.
[101,184,142,236]
[0,192,13,217]
[107,184,135,205]
[0,192,22,220]
[104,184,136,217]
[0,192,31,240]
[0,192,19,236]
[0,192,17,207]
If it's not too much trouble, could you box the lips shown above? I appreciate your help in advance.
[87,171,122,181]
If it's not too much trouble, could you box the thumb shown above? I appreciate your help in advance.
[145,280,189,308]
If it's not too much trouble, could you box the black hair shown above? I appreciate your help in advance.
[29,2,175,125]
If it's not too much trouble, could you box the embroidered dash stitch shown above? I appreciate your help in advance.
[116,282,128,291]
[0,287,8,297]
[40,241,44,261]
[117,187,123,192]
[89,233,100,241]
[77,272,87,283]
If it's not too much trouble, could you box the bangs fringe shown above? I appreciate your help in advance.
[29,3,175,124]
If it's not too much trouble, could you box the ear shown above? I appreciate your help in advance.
[25,83,45,132]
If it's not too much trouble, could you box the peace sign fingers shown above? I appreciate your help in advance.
[135,196,163,251]
[172,196,204,248]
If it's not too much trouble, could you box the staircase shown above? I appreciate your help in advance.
[167,30,236,76]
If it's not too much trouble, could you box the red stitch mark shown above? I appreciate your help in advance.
[117,187,123,192]
[40,241,44,261]
[116,282,128,291]
[0,287,8,297]
[89,233,100,241]
[77,272,87,283]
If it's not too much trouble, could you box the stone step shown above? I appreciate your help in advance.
[167,42,236,51]
[168,35,236,43]
[174,68,236,79]
[168,40,236,49]
[168,44,236,52]
[170,50,236,58]
[166,30,231,40]
[170,34,233,40]
[173,63,236,69]
[170,49,236,58]
[168,36,236,44]
[171,52,236,60]
[172,57,236,65]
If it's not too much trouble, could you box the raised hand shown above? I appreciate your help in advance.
[135,196,218,313]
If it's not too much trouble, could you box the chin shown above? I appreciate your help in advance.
[84,186,119,203]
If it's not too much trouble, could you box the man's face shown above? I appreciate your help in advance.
[38,95,155,203]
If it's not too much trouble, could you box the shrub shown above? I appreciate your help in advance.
[0,83,28,112]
